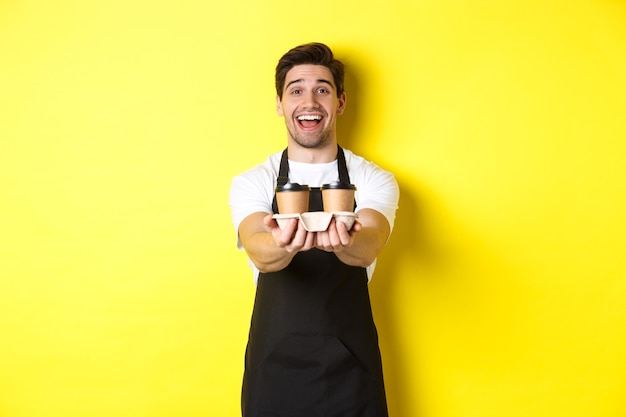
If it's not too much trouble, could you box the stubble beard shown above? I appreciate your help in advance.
[286,120,333,150]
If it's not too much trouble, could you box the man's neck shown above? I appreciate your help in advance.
[287,141,338,163]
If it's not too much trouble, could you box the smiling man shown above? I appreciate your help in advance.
[229,42,399,417]
[278,64,344,152]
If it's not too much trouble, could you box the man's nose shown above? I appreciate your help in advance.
[302,90,318,106]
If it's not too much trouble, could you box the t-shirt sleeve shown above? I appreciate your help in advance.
[353,160,400,233]
[228,164,276,249]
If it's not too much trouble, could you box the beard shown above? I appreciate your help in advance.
[287,128,333,149]
[285,117,333,149]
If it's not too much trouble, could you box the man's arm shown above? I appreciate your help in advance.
[238,212,316,273]
[315,208,390,267]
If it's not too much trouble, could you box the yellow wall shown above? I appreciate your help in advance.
[1,0,625,416]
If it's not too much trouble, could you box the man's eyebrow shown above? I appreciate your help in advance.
[285,78,334,89]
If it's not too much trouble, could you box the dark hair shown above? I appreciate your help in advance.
[275,42,345,100]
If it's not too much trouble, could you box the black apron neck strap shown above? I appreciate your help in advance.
[336,145,351,184]
[276,145,350,186]
[277,148,290,186]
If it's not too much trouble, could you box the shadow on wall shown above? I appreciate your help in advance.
[371,181,423,417]
[336,69,359,149]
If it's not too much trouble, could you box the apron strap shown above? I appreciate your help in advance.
[336,145,351,184]
[277,148,290,186]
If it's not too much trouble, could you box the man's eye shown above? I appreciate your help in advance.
[291,89,301,95]
[318,88,329,94]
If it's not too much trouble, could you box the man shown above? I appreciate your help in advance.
[229,42,399,417]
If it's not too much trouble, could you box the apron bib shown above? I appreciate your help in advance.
[242,147,388,417]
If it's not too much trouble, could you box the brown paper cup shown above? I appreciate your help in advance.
[321,182,356,213]
[275,183,310,214]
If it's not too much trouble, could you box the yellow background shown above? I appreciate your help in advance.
[1,0,625,416]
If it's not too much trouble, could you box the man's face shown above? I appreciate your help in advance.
[276,64,346,150]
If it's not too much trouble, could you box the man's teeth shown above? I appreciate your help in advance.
[297,115,322,121]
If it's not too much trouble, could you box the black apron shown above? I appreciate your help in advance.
[242,147,388,417]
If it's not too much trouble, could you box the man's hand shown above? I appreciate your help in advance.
[315,218,362,253]
[263,213,316,253]
[238,212,317,273]
[315,208,390,268]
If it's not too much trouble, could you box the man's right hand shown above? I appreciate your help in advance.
[238,212,316,273]
[263,213,316,253]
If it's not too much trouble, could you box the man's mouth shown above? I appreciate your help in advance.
[296,114,323,130]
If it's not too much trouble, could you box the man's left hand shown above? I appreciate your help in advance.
[315,218,361,252]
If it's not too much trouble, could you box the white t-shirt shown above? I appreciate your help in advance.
[229,148,399,283]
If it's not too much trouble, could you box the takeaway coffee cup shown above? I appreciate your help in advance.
[275,182,310,214]
[321,182,356,213]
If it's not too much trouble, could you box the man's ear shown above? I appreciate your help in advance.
[276,95,283,116]
[337,92,347,115]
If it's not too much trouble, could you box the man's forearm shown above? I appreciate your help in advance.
[334,226,386,267]
[243,231,296,272]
